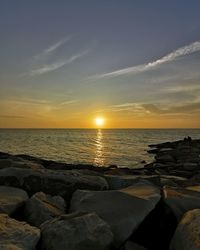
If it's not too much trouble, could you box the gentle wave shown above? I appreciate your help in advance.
[0,129,199,168]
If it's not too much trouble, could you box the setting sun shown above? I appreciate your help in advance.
[95,117,105,127]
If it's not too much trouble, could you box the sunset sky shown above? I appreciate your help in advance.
[0,0,200,128]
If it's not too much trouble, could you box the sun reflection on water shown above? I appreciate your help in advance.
[94,129,104,166]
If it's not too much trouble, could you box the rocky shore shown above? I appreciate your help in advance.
[0,137,200,250]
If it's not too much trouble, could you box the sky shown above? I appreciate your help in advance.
[0,0,200,128]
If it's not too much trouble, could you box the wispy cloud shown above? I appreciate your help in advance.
[0,115,25,119]
[30,49,89,76]
[58,100,78,106]
[33,36,72,60]
[92,41,200,79]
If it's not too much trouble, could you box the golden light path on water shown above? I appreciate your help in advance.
[94,129,104,166]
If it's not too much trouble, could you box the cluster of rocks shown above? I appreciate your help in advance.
[0,137,200,249]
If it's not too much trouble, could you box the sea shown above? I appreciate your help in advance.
[0,129,199,168]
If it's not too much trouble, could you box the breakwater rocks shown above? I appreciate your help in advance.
[0,137,200,249]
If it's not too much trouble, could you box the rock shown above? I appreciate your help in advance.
[163,186,200,221]
[183,163,199,171]
[0,167,108,200]
[155,154,175,163]
[70,180,161,247]
[186,186,200,192]
[25,192,66,227]
[0,213,40,249]
[0,186,28,215]
[160,175,187,187]
[41,212,113,250]
[0,158,44,170]
[104,175,160,190]
[170,209,200,250]
[123,241,147,250]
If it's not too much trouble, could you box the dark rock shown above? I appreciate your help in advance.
[0,213,40,249]
[70,180,161,247]
[163,186,200,221]
[131,200,177,250]
[0,186,28,215]
[123,241,147,250]
[104,174,160,190]
[170,209,200,250]
[25,192,66,227]
[0,167,108,201]
[40,212,113,250]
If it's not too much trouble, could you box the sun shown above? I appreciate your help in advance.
[95,117,105,127]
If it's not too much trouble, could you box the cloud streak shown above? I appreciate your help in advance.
[30,50,89,76]
[93,41,200,79]
[34,36,72,60]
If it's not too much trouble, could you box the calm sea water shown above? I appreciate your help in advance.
[0,129,199,168]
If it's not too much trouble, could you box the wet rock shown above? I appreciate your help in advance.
[0,167,108,200]
[0,213,40,249]
[41,212,113,250]
[163,186,200,221]
[70,180,161,247]
[0,186,28,215]
[170,209,200,250]
[25,192,66,227]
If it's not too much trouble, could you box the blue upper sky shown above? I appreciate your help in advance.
[0,0,200,128]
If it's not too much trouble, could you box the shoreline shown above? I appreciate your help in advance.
[0,137,199,249]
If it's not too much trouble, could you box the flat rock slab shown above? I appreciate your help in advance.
[163,186,200,221]
[170,209,200,250]
[70,180,161,247]
[0,167,108,200]
[104,175,160,190]
[41,212,113,250]
[0,186,28,215]
[0,213,40,250]
[25,192,66,227]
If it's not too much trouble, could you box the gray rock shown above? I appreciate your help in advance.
[183,163,199,171]
[104,174,160,190]
[0,158,44,170]
[160,175,187,187]
[41,212,113,250]
[123,241,147,250]
[0,167,108,200]
[0,186,28,215]
[170,209,200,250]
[70,180,161,247]
[163,186,200,221]
[0,213,40,250]
[155,154,175,163]
[25,192,66,227]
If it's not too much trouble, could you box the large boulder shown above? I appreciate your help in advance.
[0,186,28,215]
[41,212,113,250]
[0,167,108,200]
[170,209,200,250]
[25,192,66,227]
[70,180,161,247]
[0,213,40,249]
[163,186,200,221]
